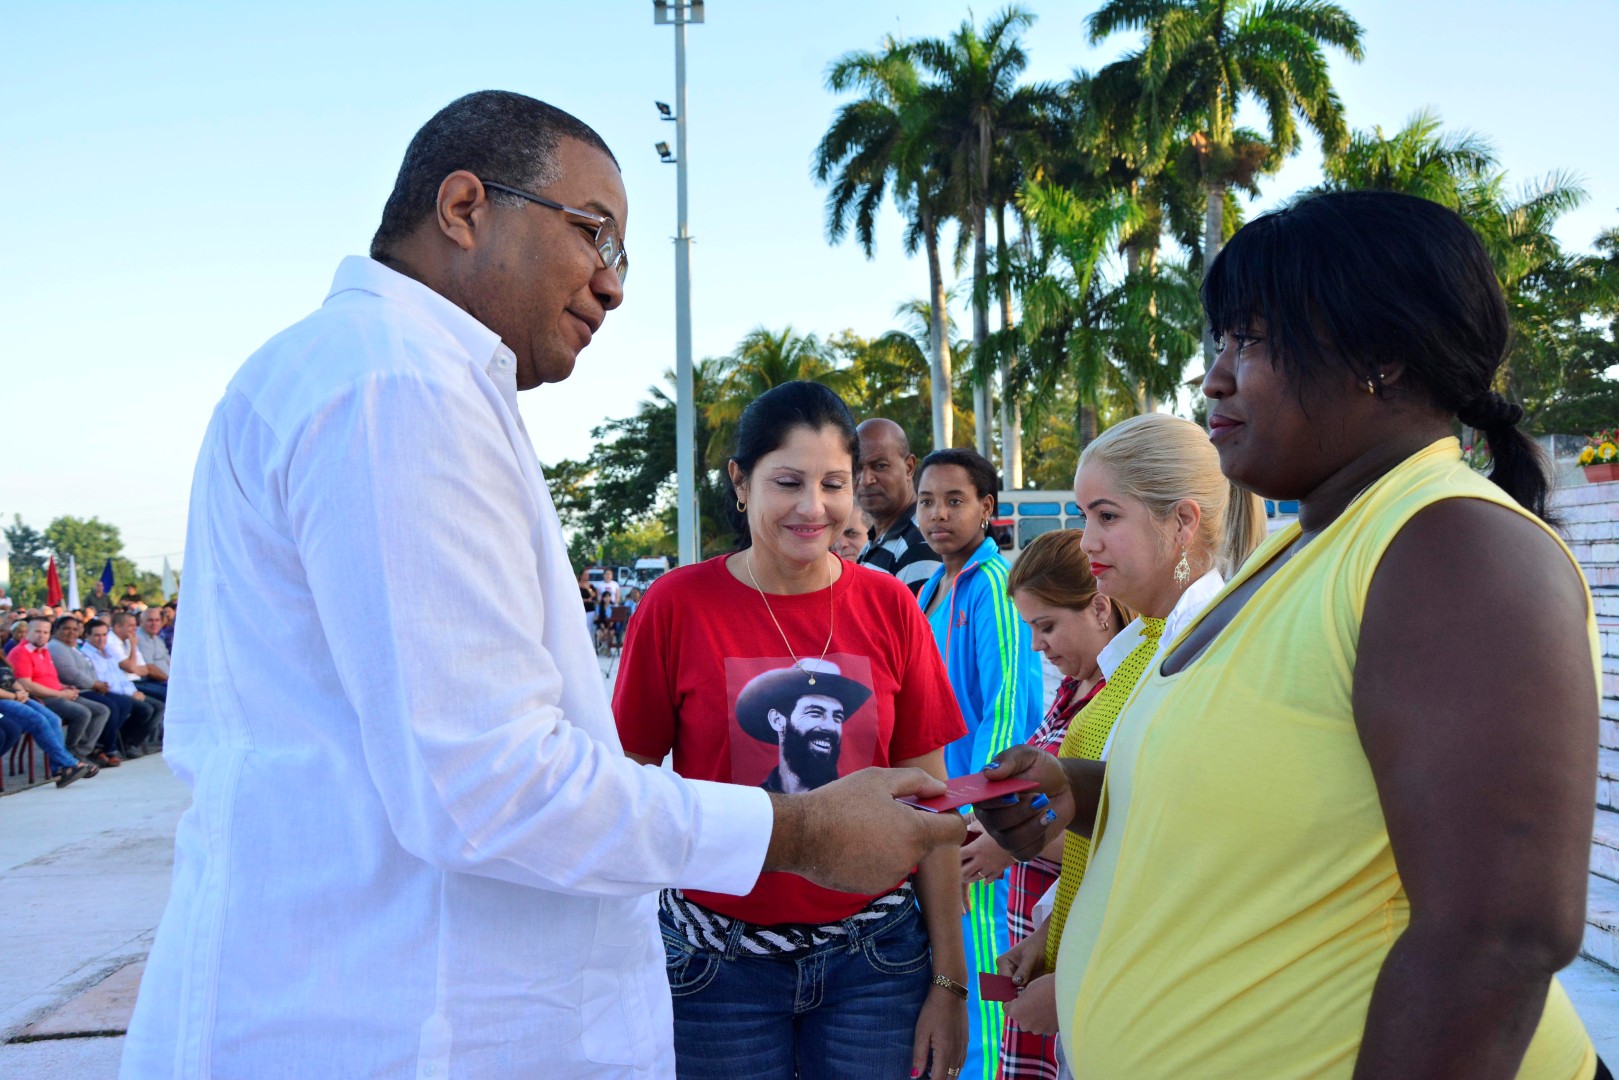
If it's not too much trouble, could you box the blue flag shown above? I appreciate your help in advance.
[99,558,114,593]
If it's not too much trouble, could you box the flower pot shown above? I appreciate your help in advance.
[1584,463,1619,483]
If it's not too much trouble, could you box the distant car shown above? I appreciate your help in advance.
[585,567,606,586]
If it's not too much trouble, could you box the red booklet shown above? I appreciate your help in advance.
[979,972,1020,1002]
[896,773,1040,813]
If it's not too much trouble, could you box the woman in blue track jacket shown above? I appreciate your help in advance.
[915,449,1043,1080]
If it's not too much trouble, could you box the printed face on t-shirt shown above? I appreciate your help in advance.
[727,653,878,796]
[768,693,846,789]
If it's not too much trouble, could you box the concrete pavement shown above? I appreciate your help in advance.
[3,741,1616,1076]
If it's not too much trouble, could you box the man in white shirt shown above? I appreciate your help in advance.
[120,91,961,1080]
[81,619,163,755]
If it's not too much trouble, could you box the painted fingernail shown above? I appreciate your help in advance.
[997,793,1021,805]
[911,1070,920,1078]
[1042,809,1057,824]
[984,760,1002,770]
[1030,793,1050,810]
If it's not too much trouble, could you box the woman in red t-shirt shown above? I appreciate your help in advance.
[955,530,1127,1080]
[615,381,969,1080]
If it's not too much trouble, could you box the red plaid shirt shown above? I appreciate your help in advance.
[998,675,1103,1080]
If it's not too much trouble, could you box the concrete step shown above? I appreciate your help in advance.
[1572,543,1619,566]
[1602,749,1619,812]
[1565,520,1619,544]
[1596,809,1619,884]
[1586,872,1619,971]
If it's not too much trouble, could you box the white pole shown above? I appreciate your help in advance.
[672,3,698,566]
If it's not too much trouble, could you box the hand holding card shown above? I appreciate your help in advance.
[896,772,1040,813]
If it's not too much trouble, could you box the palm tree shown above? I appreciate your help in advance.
[1015,181,1144,445]
[911,5,1049,474]
[1317,111,1592,420]
[703,327,850,469]
[1320,109,1496,207]
[815,36,958,452]
[1087,0,1364,363]
[894,295,975,444]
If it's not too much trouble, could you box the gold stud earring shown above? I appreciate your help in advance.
[1174,550,1191,587]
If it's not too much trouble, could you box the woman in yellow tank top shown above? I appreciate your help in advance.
[973,191,1606,1079]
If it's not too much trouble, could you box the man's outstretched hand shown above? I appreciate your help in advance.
[764,767,967,894]
[970,746,1077,862]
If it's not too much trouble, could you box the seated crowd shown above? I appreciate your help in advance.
[0,593,174,790]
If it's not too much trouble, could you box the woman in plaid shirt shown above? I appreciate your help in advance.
[959,530,1128,1080]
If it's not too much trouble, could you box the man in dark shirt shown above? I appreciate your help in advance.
[854,418,942,595]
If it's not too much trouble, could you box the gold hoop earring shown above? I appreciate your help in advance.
[1173,550,1191,587]
[736,498,746,513]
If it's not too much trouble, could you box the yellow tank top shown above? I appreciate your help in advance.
[1053,438,1598,1079]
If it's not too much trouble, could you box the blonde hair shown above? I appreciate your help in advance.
[1006,529,1133,630]
[1078,413,1267,578]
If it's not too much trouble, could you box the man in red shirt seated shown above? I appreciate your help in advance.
[9,616,110,764]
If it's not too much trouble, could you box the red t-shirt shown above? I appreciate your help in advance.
[9,643,63,691]
[614,553,966,925]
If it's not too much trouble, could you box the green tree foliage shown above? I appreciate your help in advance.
[2,513,164,606]
[1320,111,1619,433]
[1086,0,1363,369]
[4,516,46,575]
[816,34,959,452]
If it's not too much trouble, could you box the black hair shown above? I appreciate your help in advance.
[370,91,619,260]
[916,448,999,503]
[49,615,80,634]
[85,619,108,634]
[1201,189,1551,520]
[727,381,860,549]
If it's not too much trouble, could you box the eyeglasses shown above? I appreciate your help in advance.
[481,181,628,283]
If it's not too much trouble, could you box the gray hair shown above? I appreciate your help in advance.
[369,91,618,259]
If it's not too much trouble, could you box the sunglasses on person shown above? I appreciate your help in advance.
[481,181,629,283]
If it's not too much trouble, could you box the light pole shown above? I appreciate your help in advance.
[653,0,703,566]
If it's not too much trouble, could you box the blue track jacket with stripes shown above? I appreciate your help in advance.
[917,536,1043,779]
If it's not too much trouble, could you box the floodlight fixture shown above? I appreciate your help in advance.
[653,1,703,24]
[656,101,674,119]
[655,142,675,163]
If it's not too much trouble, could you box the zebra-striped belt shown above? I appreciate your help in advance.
[659,881,915,956]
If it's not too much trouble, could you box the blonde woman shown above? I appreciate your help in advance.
[955,530,1129,1080]
[991,414,1265,1073]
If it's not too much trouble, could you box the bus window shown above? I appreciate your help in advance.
[1019,518,1063,546]
[990,519,1015,551]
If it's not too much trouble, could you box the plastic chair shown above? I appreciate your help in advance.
[3,733,38,792]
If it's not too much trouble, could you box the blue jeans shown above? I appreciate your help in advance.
[0,698,79,770]
[661,897,932,1080]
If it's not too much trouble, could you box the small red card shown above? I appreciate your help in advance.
[896,773,1040,813]
[979,972,1020,1002]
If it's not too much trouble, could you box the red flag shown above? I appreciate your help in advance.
[45,556,64,607]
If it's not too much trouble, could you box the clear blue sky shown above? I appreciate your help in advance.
[3,0,1615,573]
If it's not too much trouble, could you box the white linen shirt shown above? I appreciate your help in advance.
[80,641,138,695]
[120,257,773,1080]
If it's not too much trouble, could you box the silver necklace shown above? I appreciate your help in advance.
[745,551,836,684]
